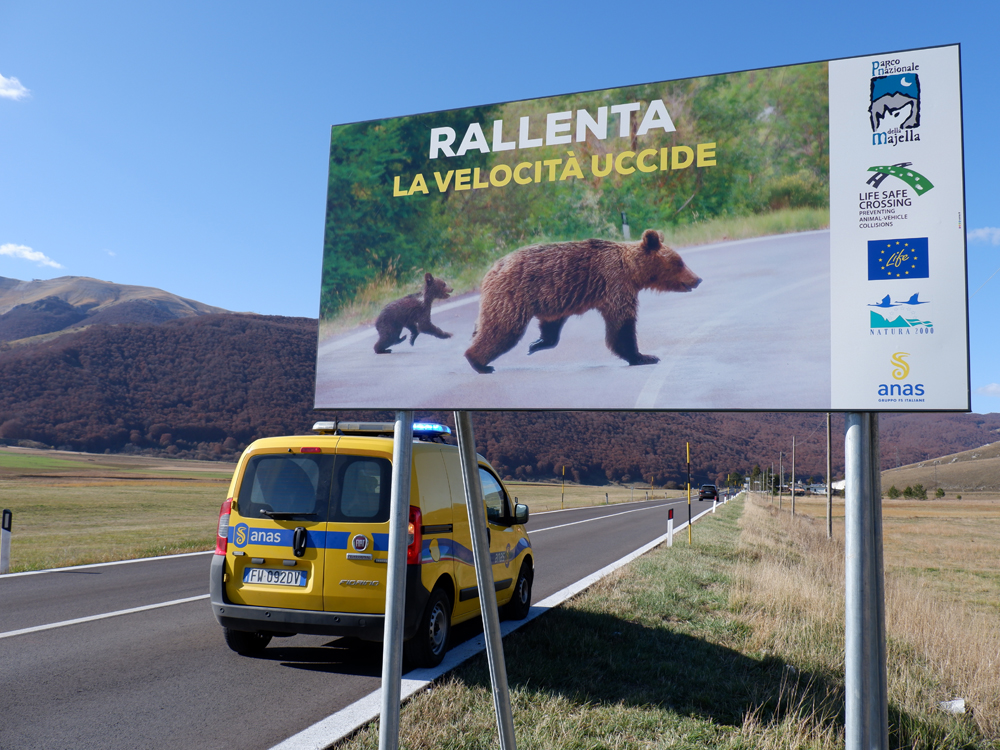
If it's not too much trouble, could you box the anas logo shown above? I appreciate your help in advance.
[869,62,921,146]
[234,523,249,548]
[868,238,929,280]
[891,352,910,380]
[878,352,925,401]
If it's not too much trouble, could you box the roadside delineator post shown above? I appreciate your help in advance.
[667,508,674,547]
[1,509,11,575]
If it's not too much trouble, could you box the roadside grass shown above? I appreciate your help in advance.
[337,496,995,749]
[318,207,829,340]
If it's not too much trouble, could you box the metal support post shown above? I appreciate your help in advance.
[455,411,517,750]
[379,411,414,750]
[844,413,888,750]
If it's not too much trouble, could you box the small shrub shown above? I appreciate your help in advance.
[957,494,963,500]
[935,487,945,499]
[887,485,900,499]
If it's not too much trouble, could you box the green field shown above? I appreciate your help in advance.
[0,449,679,572]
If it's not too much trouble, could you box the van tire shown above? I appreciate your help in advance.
[501,560,532,621]
[405,587,451,668]
[224,628,272,656]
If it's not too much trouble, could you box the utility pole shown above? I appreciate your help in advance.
[561,465,565,510]
[686,442,692,544]
[827,413,833,539]
[778,452,784,511]
[791,436,796,516]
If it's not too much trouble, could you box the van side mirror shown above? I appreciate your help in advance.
[513,503,529,525]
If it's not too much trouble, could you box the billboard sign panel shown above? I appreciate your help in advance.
[315,44,967,412]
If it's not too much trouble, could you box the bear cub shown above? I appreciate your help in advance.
[374,272,453,354]
[465,229,701,373]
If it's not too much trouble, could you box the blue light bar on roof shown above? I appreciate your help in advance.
[413,422,451,436]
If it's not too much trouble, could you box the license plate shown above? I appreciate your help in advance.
[242,567,307,587]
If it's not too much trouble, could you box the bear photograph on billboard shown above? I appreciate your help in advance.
[315,45,967,412]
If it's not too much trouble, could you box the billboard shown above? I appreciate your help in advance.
[315,44,967,412]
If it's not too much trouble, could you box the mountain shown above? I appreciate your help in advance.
[0,276,230,342]
[1,308,999,486]
[882,440,1000,492]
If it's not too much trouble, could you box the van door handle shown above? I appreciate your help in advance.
[487,528,491,546]
[292,527,307,557]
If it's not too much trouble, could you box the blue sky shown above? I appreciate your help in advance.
[2,0,998,413]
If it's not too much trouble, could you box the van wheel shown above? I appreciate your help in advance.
[223,628,272,656]
[501,561,532,621]
[405,587,451,668]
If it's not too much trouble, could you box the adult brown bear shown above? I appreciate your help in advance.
[464,230,701,373]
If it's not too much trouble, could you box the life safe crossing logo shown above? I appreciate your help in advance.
[877,352,926,402]
[858,164,934,230]
[869,57,921,147]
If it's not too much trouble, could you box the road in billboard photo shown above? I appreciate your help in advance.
[315,229,830,410]
[314,46,966,411]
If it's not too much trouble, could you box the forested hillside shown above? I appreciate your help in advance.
[1,314,997,485]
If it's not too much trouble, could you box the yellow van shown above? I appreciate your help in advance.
[209,421,533,667]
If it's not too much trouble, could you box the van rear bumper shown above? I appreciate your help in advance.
[209,554,428,641]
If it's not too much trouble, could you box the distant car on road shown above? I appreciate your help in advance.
[698,484,718,501]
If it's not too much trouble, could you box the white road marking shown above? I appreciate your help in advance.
[0,549,215,579]
[530,502,677,534]
[268,502,726,750]
[0,594,210,640]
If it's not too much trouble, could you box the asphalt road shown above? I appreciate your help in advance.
[315,231,831,410]
[0,496,721,750]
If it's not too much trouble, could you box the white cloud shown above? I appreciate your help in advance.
[976,383,1000,398]
[0,243,63,268]
[104,249,116,257]
[0,73,30,101]
[968,227,1000,246]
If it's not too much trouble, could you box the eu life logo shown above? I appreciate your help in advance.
[868,238,929,280]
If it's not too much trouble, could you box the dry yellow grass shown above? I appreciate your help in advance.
[779,492,1000,615]
[736,495,1000,740]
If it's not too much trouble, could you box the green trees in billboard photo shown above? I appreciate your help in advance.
[320,62,829,322]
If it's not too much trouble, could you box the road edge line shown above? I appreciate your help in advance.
[268,503,723,750]
[0,550,215,579]
[0,594,210,639]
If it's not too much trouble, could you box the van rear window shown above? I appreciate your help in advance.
[236,454,392,523]
[237,455,334,519]
[332,457,391,522]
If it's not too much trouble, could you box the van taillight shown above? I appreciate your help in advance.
[215,499,232,555]
[406,506,422,565]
